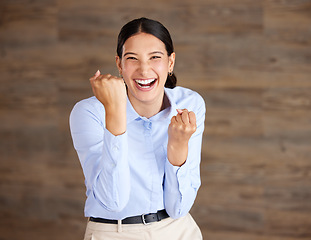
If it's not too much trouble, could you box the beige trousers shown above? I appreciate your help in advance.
[84,213,202,240]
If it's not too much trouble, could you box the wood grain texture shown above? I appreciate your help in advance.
[1,0,311,239]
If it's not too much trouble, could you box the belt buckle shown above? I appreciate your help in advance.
[141,214,150,225]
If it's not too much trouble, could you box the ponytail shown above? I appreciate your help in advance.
[165,73,177,88]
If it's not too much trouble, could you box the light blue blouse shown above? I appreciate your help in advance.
[69,86,206,220]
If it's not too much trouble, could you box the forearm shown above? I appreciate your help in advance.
[164,91,206,219]
[164,159,200,219]
[167,141,188,167]
[93,129,130,211]
[164,135,203,219]
[70,100,130,212]
[105,105,126,136]
[77,129,130,212]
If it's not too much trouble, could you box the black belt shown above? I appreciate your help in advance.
[90,209,169,225]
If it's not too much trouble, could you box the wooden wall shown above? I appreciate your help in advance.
[1,0,311,239]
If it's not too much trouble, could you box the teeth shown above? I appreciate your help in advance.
[135,79,156,85]
[140,85,150,89]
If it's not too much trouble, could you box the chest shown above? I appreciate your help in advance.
[126,119,170,176]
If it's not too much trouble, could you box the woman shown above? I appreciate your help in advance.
[70,17,205,240]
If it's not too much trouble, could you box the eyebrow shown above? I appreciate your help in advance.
[123,51,164,57]
[123,52,137,57]
[149,51,164,55]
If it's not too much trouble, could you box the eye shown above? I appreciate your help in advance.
[126,56,137,60]
[150,56,161,60]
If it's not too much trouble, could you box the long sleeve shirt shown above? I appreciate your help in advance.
[69,86,206,220]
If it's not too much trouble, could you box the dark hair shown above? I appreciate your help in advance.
[117,17,177,88]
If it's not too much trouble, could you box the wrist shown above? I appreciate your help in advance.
[167,141,188,167]
[105,106,126,136]
[105,101,126,112]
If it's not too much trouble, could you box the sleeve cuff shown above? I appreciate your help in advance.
[165,159,190,193]
[103,128,128,166]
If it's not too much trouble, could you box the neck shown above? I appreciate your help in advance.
[128,91,169,119]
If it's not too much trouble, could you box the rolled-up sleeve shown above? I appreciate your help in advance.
[69,100,130,212]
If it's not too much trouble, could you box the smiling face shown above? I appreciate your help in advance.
[116,32,175,110]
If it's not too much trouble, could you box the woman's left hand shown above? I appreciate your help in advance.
[167,109,197,166]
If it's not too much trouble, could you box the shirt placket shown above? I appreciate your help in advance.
[143,120,159,212]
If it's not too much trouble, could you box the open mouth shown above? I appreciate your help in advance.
[134,78,157,89]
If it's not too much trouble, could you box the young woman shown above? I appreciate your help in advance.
[70,17,205,240]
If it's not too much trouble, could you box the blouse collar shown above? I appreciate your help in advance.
[126,88,177,124]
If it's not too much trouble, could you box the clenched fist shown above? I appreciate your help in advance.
[167,109,197,166]
[89,70,127,136]
[90,70,127,110]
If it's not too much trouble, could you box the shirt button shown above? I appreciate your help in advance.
[144,121,152,130]
[112,146,118,152]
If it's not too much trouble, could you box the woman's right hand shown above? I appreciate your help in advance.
[89,70,127,136]
[90,70,127,110]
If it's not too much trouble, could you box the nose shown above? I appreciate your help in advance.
[138,61,150,76]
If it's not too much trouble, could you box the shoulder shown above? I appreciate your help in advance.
[70,96,105,120]
[165,86,205,111]
[72,96,103,110]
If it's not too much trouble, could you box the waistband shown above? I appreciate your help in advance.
[89,209,169,225]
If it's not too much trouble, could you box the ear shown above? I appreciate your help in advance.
[115,56,122,75]
[168,52,175,72]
